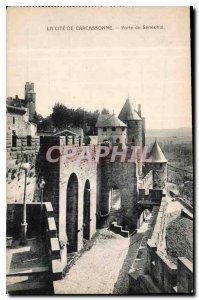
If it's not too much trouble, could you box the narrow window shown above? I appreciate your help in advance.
[13,117,15,124]
[103,127,106,132]
[122,127,125,131]
[27,135,31,146]
[110,185,121,211]
[72,136,75,145]
[12,131,17,147]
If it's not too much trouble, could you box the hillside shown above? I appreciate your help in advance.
[146,127,192,138]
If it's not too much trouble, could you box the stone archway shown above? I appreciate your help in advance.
[66,173,78,253]
[137,208,151,229]
[83,179,90,240]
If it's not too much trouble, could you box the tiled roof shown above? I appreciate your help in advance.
[53,128,79,136]
[96,114,127,128]
[6,105,27,115]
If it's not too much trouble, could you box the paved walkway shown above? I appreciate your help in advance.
[113,232,143,294]
[54,229,130,294]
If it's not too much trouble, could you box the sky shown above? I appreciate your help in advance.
[6,6,192,130]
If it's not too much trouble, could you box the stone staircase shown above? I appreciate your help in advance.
[110,221,129,238]
[6,202,62,295]
[98,209,123,228]
[7,267,53,295]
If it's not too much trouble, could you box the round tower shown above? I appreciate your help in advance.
[118,98,143,175]
[118,98,142,147]
[96,113,127,147]
[145,140,167,190]
[25,82,36,122]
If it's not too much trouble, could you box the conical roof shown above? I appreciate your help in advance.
[148,140,167,163]
[96,114,127,128]
[118,98,142,121]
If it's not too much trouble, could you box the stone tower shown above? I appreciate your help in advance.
[137,104,146,147]
[118,98,143,175]
[25,82,36,122]
[118,98,142,147]
[96,113,127,147]
[145,140,167,190]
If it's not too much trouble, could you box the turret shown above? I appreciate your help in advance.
[118,98,143,175]
[25,82,36,122]
[145,140,167,190]
[96,113,127,147]
[137,104,146,147]
[138,104,141,118]
[118,98,142,147]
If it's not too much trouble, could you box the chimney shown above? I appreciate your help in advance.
[138,104,141,117]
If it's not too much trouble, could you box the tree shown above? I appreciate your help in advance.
[35,102,101,135]
[51,102,71,129]
[101,108,110,115]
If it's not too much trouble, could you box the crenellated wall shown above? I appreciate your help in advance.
[139,170,153,194]
[129,197,193,294]
[6,136,40,203]
[145,162,167,190]
[145,200,193,294]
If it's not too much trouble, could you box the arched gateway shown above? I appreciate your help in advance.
[83,179,91,240]
[66,173,78,253]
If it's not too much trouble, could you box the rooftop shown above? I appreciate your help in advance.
[118,98,142,121]
[96,114,127,128]
[53,128,79,136]
[148,140,167,163]
[6,104,27,115]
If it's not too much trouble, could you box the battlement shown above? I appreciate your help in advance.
[25,82,34,91]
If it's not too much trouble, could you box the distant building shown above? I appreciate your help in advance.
[6,83,39,204]
[6,105,37,147]
[6,82,38,151]
[7,82,36,122]
[118,98,143,147]
[96,113,127,147]
[38,127,84,145]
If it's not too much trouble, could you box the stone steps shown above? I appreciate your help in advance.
[7,272,52,295]
[110,221,129,238]
[7,266,49,276]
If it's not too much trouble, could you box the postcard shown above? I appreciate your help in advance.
[6,6,193,295]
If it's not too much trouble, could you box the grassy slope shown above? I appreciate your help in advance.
[166,216,193,263]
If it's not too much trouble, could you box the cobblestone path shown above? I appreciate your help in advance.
[54,229,130,294]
